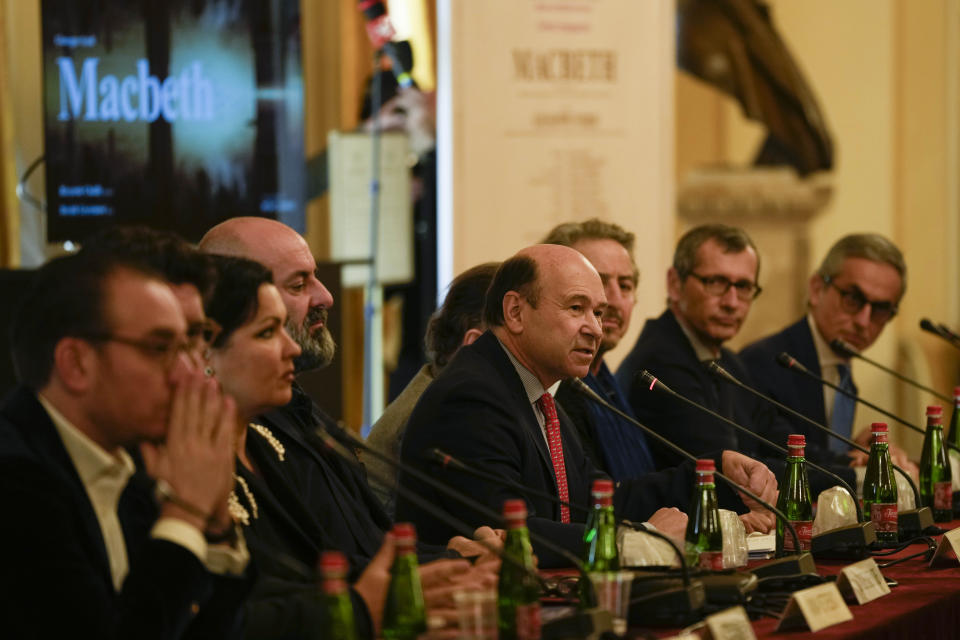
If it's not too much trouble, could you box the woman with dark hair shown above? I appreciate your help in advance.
[203,256,489,639]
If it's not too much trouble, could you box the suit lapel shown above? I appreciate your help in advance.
[0,388,113,589]
[474,333,554,488]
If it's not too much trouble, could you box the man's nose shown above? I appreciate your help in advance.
[851,301,872,328]
[310,278,334,310]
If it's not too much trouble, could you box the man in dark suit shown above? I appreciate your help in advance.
[396,244,778,567]
[740,233,913,475]
[0,251,251,639]
[616,225,789,472]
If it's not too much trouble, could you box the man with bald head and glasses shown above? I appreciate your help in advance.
[741,233,912,473]
[614,224,823,497]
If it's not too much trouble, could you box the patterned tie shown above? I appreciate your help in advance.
[831,363,856,455]
[537,393,571,523]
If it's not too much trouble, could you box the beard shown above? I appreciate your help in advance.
[287,306,337,373]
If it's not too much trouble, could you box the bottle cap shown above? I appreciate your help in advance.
[954,386,960,398]
[391,522,417,548]
[591,478,614,495]
[787,434,806,446]
[319,550,348,578]
[503,498,528,520]
[871,422,888,433]
[696,459,716,472]
[927,406,943,416]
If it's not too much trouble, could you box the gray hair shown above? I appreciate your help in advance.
[816,233,906,297]
[542,218,639,284]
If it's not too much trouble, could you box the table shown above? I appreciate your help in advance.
[630,522,960,639]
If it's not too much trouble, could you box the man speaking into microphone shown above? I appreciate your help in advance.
[396,244,777,567]
[740,233,915,474]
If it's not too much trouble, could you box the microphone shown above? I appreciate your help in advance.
[920,318,960,349]
[937,323,960,344]
[776,352,926,439]
[357,0,414,88]
[830,338,951,403]
[314,427,626,638]
[431,448,710,627]
[703,362,874,558]
[773,353,935,537]
[569,377,816,580]
[429,448,588,518]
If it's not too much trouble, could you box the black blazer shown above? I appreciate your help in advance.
[739,317,856,481]
[396,331,741,568]
[0,386,251,640]
[616,310,783,469]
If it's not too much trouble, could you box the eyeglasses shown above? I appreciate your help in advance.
[84,334,193,369]
[686,272,762,301]
[186,320,221,348]
[822,276,898,323]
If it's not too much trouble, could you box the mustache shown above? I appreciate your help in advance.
[303,306,328,329]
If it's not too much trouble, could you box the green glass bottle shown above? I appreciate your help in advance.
[498,499,542,640]
[863,423,898,544]
[684,459,724,570]
[946,387,960,518]
[582,478,620,571]
[919,405,953,522]
[775,434,814,555]
[382,523,427,640]
[319,551,358,640]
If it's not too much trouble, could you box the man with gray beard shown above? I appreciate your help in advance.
[199,218,495,575]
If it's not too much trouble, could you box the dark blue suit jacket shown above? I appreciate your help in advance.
[616,310,782,469]
[0,387,251,640]
[739,317,856,483]
[396,331,744,568]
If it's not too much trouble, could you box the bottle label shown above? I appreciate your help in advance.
[870,503,898,533]
[935,481,953,510]
[514,603,541,640]
[784,520,814,552]
[698,550,724,571]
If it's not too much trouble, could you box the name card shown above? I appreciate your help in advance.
[775,582,853,632]
[836,558,891,604]
[706,606,757,640]
[929,527,960,567]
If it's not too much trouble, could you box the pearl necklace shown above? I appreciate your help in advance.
[228,423,286,526]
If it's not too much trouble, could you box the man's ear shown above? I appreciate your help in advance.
[53,338,95,393]
[666,267,682,305]
[501,291,525,334]
[461,327,484,346]
[808,272,825,308]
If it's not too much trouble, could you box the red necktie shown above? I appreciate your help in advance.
[537,393,570,523]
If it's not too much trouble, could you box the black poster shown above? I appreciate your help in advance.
[41,0,305,242]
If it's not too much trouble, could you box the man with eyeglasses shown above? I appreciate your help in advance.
[0,251,252,638]
[616,225,790,489]
[740,233,912,473]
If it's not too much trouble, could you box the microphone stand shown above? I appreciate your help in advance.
[830,338,951,404]
[702,362,875,558]
[431,448,707,627]
[568,378,815,580]
[769,353,935,537]
[316,429,621,639]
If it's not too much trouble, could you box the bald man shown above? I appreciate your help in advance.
[397,245,778,567]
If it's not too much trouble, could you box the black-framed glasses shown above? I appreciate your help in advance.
[686,272,762,301]
[822,276,898,323]
[84,333,193,369]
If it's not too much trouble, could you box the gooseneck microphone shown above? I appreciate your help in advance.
[777,352,926,438]
[920,318,960,349]
[658,362,862,521]
[703,362,875,557]
[762,354,934,536]
[568,377,813,578]
[429,448,588,518]
[830,338,951,404]
[432,448,713,627]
